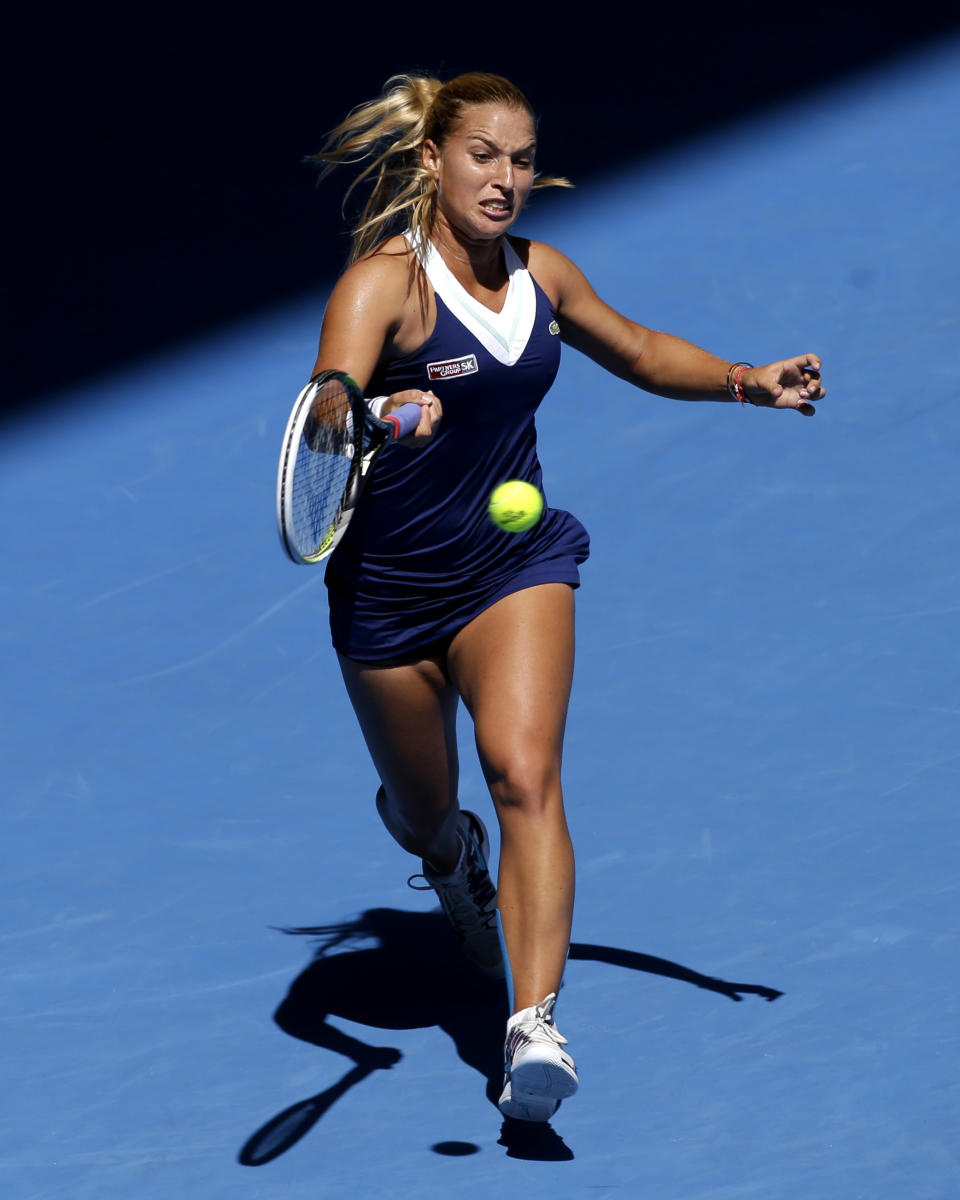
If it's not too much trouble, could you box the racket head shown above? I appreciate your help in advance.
[276,370,364,564]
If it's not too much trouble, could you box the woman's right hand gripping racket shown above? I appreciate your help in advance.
[276,370,422,564]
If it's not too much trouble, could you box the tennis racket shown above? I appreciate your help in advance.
[276,369,422,564]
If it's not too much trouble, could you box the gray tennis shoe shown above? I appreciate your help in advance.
[412,809,504,978]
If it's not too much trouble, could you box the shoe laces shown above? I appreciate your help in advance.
[507,993,568,1056]
[407,835,497,933]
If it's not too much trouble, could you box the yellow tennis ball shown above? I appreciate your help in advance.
[488,480,544,533]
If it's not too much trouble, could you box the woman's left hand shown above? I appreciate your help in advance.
[744,355,825,416]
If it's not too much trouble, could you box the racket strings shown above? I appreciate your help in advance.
[290,379,355,558]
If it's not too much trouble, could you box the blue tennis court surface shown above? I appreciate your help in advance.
[3,39,958,1198]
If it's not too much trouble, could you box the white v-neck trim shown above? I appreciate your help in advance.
[413,236,537,367]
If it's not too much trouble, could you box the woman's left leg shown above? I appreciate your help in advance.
[446,583,577,1015]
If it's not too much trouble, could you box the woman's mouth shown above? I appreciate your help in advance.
[480,199,513,218]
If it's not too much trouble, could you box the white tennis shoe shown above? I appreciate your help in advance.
[498,991,578,1121]
[497,1077,561,1123]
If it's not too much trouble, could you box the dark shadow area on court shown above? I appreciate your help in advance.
[238,907,781,1165]
[8,3,960,418]
[567,944,783,1003]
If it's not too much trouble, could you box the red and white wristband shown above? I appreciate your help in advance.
[726,362,754,407]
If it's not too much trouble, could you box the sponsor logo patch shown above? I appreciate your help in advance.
[427,354,479,381]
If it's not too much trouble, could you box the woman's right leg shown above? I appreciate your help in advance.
[338,652,501,979]
[338,651,503,977]
[337,651,462,873]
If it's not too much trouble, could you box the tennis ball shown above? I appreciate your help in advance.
[488,480,544,533]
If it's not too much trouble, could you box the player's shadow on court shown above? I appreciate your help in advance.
[237,907,782,1166]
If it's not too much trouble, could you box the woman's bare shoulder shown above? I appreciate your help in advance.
[331,236,417,306]
[513,237,584,308]
[523,238,580,275]
[316,235,432,380]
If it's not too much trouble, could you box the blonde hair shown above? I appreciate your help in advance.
[308,72,572,263]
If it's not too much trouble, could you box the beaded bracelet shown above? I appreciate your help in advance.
[726,362,754,406]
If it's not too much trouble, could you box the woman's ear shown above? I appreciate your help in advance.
[422,138,441,177]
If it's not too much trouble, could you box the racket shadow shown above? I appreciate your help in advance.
[566,943,784,1003]
[237,909,783,1166]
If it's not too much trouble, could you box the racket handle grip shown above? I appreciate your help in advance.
[382,402,423,440]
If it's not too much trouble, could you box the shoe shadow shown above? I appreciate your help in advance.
[238,907,782,1165]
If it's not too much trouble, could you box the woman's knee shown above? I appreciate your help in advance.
[376,782,459,854]
[484,751,563,817]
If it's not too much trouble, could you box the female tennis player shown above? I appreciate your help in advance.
[306,72,824,1122]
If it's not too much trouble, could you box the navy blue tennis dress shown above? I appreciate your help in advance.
[325,236,590,661]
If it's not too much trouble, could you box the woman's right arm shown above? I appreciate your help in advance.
[312,255,399,389]
[311,252,442,440]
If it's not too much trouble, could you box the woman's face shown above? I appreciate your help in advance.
[423,103,537,243]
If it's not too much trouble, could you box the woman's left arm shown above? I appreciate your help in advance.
[534,243,825,416]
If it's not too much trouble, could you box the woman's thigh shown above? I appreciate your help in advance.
[446,584,576,804]
[337,651,461,807]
